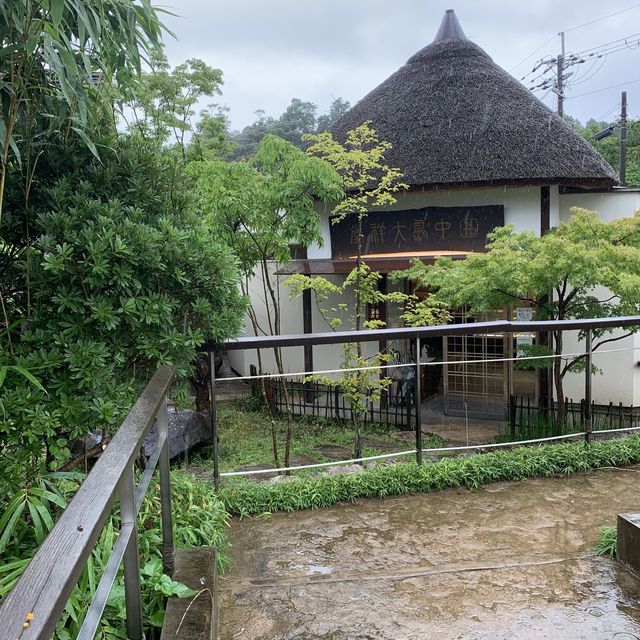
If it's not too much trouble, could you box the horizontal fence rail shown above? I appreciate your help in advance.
[203,316,640,487]
[207,315,640,351]
[0,365,176,640]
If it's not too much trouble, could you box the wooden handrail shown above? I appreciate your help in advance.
[0,365,176,639]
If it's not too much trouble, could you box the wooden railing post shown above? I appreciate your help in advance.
[209,351,220,490]
[157,395,175,575]
[415,337,423,465]
[120,465,143,640]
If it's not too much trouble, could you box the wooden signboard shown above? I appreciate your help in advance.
[330,205,504,258]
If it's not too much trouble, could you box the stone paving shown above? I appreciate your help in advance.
[219,468,640,639]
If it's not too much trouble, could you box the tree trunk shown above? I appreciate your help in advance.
[192,353,211,414]
[353,413,362,460]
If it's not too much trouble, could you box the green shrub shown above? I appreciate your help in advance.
[594,526,617,558]
[220,436,640,517]
[0,470,228,638]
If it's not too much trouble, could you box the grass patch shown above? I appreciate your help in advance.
[185,403,443,473]
[496,413,582,443]
[594,526,617,558]
[217,435,640,517]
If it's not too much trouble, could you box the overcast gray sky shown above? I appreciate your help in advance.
[161,1,640,130]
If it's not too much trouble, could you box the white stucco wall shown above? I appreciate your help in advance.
[559,189,640,224]
[232,187,640,411]
[557,189,640,406]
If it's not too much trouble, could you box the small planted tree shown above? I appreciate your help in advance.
[290,123,413,457]
[190,135,343,468]
[287,263,448,457]
[398,208,640,430]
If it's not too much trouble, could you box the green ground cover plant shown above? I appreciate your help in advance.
[218,435,640,517]
[496,413,583,443]
[0,471,228,638]
[594,526,617,558]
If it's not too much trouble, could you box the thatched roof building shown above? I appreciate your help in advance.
[330,9,617,190]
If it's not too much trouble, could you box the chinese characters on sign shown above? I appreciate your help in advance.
[330,206,504,258]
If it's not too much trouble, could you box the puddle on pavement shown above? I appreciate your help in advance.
[219,468,640,639]
[306,565,332,576]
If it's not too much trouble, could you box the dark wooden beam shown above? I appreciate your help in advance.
[539,185,551,412]
[378,274,388,408]
[302,288,314,402]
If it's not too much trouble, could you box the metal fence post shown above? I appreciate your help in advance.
[415,337,423,465]
[120,465,143,640]
[585,329,593,444]
[157,395,175,575]
[209,351,220,489]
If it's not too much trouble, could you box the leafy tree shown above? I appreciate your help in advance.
[1,134,246,489]
[305,122,407,331]
[569,116,640,186]
[228,97,352,159]
[124,54,225,155]
[271,98,318,148]
[187,105,235,161]
[0,0,166,223]
[226,109,277,160]
[294,123,408,458]
[398,209,640,430]
[189,134,343,468]
[316,97,351,132]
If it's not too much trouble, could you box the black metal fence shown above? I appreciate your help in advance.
[262,377,415,429]
[510,395,639,432]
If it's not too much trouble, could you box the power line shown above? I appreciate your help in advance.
[595,102,621,121]
[565,77,640,100]
[509,2,640,80]
[567,56,608,87]
[564,2,640,33]
[509,35,556,73]
[570,32,640,57]
[512,4,640,76]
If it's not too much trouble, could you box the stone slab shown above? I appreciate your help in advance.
[219,468,640,639]
[161,547,217,640]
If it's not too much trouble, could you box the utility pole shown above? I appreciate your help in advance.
[557,31,565,117]
[620,90,628,185]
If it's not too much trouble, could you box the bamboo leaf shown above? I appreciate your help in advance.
[10,365,46,392]
[27,498,45,544]
[0,499,27,554]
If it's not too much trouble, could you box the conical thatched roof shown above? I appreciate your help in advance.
[330,10,617,189]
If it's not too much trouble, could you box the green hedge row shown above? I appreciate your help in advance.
[219,436,640,517]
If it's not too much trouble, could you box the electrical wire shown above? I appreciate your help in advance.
[569,32,640,57]
[564,2,640,33]
[510,35,557,73]
[567,56,609,88]
[512,7,640,75]
[565,77,640,99]
[595,102,621,121]
[524,31,640,97]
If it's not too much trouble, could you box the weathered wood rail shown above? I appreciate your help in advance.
[0,365,176,640]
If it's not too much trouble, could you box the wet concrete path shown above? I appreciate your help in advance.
[219,468,640,639]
